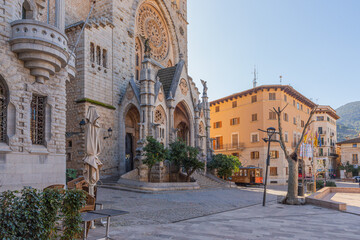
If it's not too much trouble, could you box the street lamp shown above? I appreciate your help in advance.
[259,127,278,207]
[103,127,113,139]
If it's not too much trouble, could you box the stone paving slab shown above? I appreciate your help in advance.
[89,202,360,240]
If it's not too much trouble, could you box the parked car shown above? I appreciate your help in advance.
[353,176,360,182]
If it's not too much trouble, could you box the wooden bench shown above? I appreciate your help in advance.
[81,209,129,240]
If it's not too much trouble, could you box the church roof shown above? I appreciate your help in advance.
[157,65,178,97]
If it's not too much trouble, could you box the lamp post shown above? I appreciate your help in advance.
[259,127,277,207]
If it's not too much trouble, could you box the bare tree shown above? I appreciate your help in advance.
[273,104,317,205]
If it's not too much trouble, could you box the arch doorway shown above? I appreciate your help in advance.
[174,102,191,145]
[125,105,140,172]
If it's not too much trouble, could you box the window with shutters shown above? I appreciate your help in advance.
[252,113,257,121]
[269,93,276,100]
[269,111,276,120]
[251,95,257,103]
[31,95,46,145]
[270,167,278,176]
[232,101,237,108]
[284,132,288,142]
[301,120,305,127]
[215,106,220,112]
[284,95,287,102]
[293,100,295,106]
[213,136,223,150]
[251,133,259,143]
[213,121,222,129]
[230,117,240,126]
[250,151,259,159]
[232,133,239,148]
[293,117,296,125]
[283,113,289,122]
[270,150,279,159]
[352,154,358,164]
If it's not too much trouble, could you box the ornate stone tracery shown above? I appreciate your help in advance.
[137,3,169,62]
[199,122,205,136]
[154,106,165,124]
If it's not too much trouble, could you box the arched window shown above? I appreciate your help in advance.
[0,76,8,142]
[22,0,33,19]
[135,38,142,80]
[167,60,172,67]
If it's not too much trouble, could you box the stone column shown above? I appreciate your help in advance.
[166,91,175,142]
[194,105,200,148]
[202,91,212,167]
[55,0,65,31]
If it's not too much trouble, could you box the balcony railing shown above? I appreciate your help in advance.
[214,143,245,151]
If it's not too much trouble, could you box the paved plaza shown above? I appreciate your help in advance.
[88,182,360,239]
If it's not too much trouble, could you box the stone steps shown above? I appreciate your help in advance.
[192,172,231,189]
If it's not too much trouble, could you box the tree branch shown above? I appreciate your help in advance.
[273,105,290,159]
[294,105,318,153]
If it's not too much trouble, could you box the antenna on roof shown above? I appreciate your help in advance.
[279,75,282,85]
[253,66,257,88]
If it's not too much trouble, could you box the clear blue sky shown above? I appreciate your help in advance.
[187,0,360,109]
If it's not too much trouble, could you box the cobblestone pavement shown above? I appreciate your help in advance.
[88,184,359,239]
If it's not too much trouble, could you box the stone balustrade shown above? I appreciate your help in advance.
[9,19,75,83]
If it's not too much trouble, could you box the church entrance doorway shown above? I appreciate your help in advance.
[125,105,140,172]
[174,101,191,145]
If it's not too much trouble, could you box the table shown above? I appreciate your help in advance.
[81,209,129,240]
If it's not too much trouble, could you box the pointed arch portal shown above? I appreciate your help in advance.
[174,101,191,145]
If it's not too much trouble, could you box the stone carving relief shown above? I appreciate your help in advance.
[158,91,164,102]
[137,3,169,62]
[126,88,134,100]
[199,122,205,135]
[179,78,188,96]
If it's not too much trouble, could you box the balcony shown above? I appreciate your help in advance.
[9,19,75,83]
[214,143,245,151]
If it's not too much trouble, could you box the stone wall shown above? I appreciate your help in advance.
[0,0,68,190]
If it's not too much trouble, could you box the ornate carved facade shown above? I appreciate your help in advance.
[64,0,211,181]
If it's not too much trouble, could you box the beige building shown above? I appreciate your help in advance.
[65,0,211,181]
[0,0,75,190]
[337,137,360,170]
[311,106,339,178]
[210,85,316,184]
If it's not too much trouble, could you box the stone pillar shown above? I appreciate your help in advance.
[202,91,212,167]
[166,91,175,142]
[139,58,156,138]
[55,0,65,31]
[194,105,200,148]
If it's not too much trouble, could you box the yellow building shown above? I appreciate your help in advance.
[336,137,360,178]
[210,85,316,184]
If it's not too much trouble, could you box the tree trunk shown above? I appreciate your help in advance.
[284,157,299,204]
[148,166,152,182]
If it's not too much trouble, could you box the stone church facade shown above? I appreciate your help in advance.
[0,0,75,190]
[65,0,212,180]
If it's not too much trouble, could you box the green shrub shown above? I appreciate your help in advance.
[0,187,86,240]
[316,180,324,189]
[168,139,205,182]
[325,181,337,187]
[61,189,86,240]
[208,154,242,179]
[66,168,78,183]
[143,136,168,182]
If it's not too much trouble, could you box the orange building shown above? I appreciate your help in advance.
[210,85,316,184]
